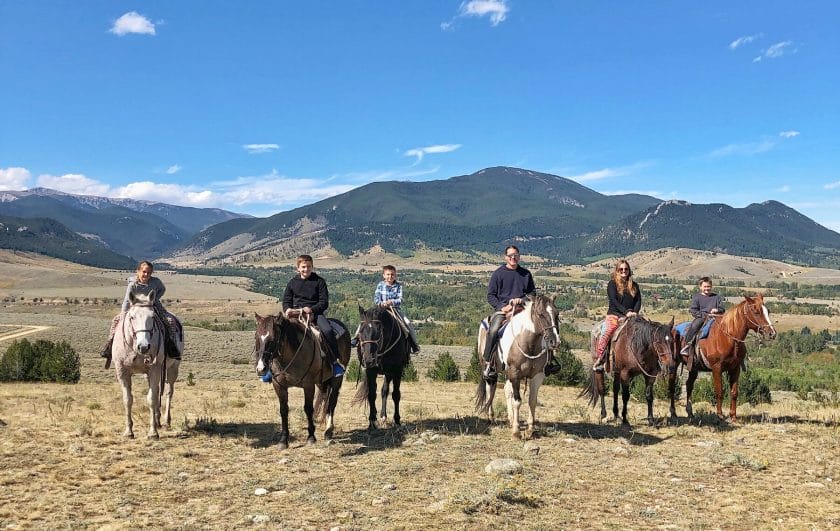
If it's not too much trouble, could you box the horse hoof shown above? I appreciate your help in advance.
[277,441,288,450]
[147,433,159,440]
[306,437,317,446]
[524,430,535,440]
[511,431,521,440]
[124,431,134,439]
[324,428,334,440]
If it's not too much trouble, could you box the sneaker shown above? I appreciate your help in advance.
[350,337,359,348]
[593,360,605,373]
[260,369,273,383]
[332,362,346,378]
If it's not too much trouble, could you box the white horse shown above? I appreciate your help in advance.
[474,294,560,439]
[111,290,181,438]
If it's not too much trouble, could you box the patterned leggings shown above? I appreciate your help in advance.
[595,315,620,359]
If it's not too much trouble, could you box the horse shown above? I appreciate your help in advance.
[583,316,676,426]
[671,294,776,422]
[253,312,351,449]
[474,294,560,440]
[351,305,412,430]
[111,290,181,439]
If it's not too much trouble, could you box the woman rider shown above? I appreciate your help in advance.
[100,260,181,360]
[593,259,641,371]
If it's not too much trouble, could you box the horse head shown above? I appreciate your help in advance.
[253,312,281,378]
[357,305,384,369]
[126,290,157,359]
[651,316,677,374]
[742,294,777,340]
[529,294,561,353]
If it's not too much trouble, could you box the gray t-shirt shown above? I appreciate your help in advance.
[121,277,167,312]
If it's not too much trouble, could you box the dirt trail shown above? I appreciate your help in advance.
[0,325,52,342]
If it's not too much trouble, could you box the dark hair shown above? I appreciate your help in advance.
[698,276,712,285]
[296,254,313,266]
[383,265,396,273]
[136,260,154,272]
[505,245,520,255]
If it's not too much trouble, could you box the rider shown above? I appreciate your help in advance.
[593,259,641,372]
[679,276,725,371]
[481,245,562,379]
[282,254,344,377]
[374,265,420,354]
[100,260,181,361]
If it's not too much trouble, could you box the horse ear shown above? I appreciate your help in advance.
[255,312,261,320]
[669,316,675,328]
[358,305,366,317]
[129,291,138,305]
[148,289,156,304]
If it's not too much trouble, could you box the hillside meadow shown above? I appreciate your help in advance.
[1,251,839,529]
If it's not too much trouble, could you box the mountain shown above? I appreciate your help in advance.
[0,188,249,259]
[173,166,840,267]
[0,215,135,269]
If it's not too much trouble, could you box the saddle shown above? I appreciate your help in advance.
[480,305,526,339]
[290,315,345,358]
[674,318,714,341]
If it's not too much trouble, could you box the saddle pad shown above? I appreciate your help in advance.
[480,317,508,339]
[675,319,714,340]
[328,318,346,338]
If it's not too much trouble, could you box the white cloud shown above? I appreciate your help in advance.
[36,173,111,196]
[824,181,840,190]
[775,185,791,193]
[779,130,800,139]
[442,0,509,29]
[212,170,356,207]
[602,190,672,199]
[729,33,762,50]
[0,167,32,190]
[113,181,217,207]
[404,143,462,164]
[165,164,182,175]
[708,139,776,158]
[753,40,795,62]
[110,11,156,36]
[568,161,653,183]
[243,143,279,154]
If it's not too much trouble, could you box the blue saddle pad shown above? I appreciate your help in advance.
[675,319,714,339]
[480,317,508,339]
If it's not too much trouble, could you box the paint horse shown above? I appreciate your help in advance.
[253,312,351,449]
[474,294,560,439]
[352,305,412,430]
[671,294,776,421]
[584,316,676,425]
[112,290,181,438]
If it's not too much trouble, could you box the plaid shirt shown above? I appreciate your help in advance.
[374,281,403,309]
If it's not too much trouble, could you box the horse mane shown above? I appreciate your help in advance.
[628,316,656,355]
[277,315,303,353]
[716,295,758,333]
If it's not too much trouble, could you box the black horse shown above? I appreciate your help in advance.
[352,305,412,430]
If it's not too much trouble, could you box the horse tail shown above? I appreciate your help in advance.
[313,386,329,424]
[351,368,369,407]
[474,378,489,413]
[579,369,599,408]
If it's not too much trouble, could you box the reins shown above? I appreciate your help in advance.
[270,314,316,383]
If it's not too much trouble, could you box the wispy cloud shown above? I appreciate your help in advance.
[729,33,762,50]
[211,170,356,208]
[110,11,156,36]
[403,144,462,164]
[242,143,279,154]
[824,181,840,190]
[0,167,32,191]
[567,161,653,183]
[753,40,795,62]
[165,164,182,175]
[36,173,112,196]
[708,140,776,158]
[113,182,216,206]
[775,185,791,193]
[779,130,800,139]
[601,189,673,199]
[441,0,509,30]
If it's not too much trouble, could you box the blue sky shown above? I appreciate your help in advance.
[2,2,839,231]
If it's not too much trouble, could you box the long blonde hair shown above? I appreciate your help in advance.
[611,260,637,297]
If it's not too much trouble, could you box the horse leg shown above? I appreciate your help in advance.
[525,374,544,440]
[645,376,657,425]
[391,372,402,426]
[728,366,741,421]
[118,372,134,438]
[146,368,161,439]
[303,385,316,445]
[620,378,631,425]
[712,365,725,420]
[163,359,179,429]
[685,369,698,419]
[668,370,678,423]
[486,381,497,422]
[597,371,607,420]
[366,369,378,431]
[321,381,338,440]
[612,373,620,422]
[380,373,391,426]
[275,384,290,450]
[505,380,522,439]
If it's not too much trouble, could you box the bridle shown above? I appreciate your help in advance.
[358,309,403,367]
[512,298,559,360]
[255,315,314,383]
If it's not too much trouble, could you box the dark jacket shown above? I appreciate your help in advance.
[607,279,642,317]
[487,265,536,311]
[689,292,725,319]
[282,273,329,316]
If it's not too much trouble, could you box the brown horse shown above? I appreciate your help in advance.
[474,294,560,439]
[583,316,676,426]
[671,294,776,421]
[253,313,351,449]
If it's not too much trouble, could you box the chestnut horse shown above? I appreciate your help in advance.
[253,313,351,449]
[474,294,560,439]
[351,305,412,430]
[670,294,776,421]
[583,316,676,425]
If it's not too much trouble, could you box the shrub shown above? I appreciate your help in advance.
[402,360,418,382]
[0,339,80,383]
[630,374,681,402]
[544,340,586,387]
[426,351,461,382]
[346,359,362,381]
[690,370,771,406]
[465,348,482,383]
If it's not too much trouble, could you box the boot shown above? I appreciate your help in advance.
[544,354,562,376]
[100,337,113,359]
[482,354,497,380]
[165,335,181,360]
[593,349,606,372]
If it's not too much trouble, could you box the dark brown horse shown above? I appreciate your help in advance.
[351,306,412,430]
[670,294,776,421]
[584,316,676,426]
[253,313,351,449]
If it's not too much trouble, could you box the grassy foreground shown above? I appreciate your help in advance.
[1,376,838,529]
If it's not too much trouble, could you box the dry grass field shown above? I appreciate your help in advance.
[1,252,839,529]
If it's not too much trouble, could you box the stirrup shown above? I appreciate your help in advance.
[593,359,605,373]
[544,360,562,376]
[482,361,497,380]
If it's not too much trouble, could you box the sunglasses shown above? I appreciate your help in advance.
[618,267,629,272]
[506,253,520,258]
